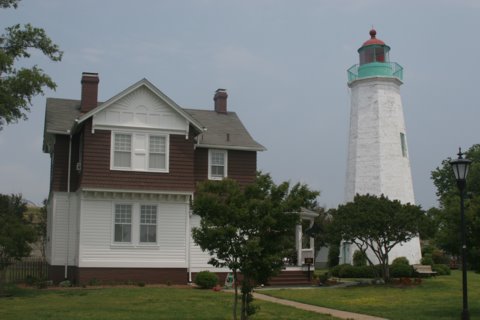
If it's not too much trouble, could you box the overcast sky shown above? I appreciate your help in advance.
[1,0,479,209]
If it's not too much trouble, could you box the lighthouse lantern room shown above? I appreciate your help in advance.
[348,29,403,82]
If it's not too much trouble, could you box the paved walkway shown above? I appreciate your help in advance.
[252,292,388,320]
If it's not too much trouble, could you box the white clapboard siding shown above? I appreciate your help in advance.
[79,198,188,268]
[189,214,229,273]
[49,192,78,266]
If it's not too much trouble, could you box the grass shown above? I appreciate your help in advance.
[0,285,335,320]
[262,270,480,320]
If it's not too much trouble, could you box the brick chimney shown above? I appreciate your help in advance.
[214,89,228,113]
[80,72,99,113]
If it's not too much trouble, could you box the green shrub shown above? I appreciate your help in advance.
[432,249,449,265]
[35,279,50,289]
[329,264,343,277]
[421,255,434,266]
[59,280,72,287]
[353,250,367,267]
[392,256,410,266]
[194,271,218,289]
[25,275,37,286]
[327,244,340,267]
[432,264,451,276]
[421,244,435,256]
[351,265,376,278]
[331,264,376,278]
[318,272,329,284]
[390,263,413,278]
[338,264,355,278]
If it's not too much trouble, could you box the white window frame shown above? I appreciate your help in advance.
[148,135,168,171]
[208,149,228,180]
[113,204,133,244]
[110,131,169,172]
[140,204,157,244]
[112,133,132,169]
[111,202,159,247]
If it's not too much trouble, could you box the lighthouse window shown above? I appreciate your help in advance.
[400,133,407,157]
[360,46,389,65]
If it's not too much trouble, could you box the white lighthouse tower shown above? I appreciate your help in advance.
[342,29,422,264]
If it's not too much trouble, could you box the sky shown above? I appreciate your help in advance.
[1,0,479,209]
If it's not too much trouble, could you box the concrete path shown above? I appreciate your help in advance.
[252,292,388,320]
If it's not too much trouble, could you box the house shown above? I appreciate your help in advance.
[43,72,316,285]
[43,72,267,284]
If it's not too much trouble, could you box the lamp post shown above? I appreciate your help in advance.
[449,148,472,320]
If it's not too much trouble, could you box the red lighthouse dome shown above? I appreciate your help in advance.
[358,29,390,65]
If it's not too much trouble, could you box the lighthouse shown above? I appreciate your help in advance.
[342,29,422,264]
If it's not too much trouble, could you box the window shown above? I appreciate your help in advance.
[400,132,407,157]
[140,205,157,243]
[111,132,169,172]
[149,136,166,170]
[113,133,132,168]
[114,204,132,243]
[113,203,159,246]
[208,149,227,180]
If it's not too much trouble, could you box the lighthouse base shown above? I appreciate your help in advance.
[339,237,422,266]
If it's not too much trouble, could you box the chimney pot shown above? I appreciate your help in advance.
[80,72,99,113]
[214,88,228,113]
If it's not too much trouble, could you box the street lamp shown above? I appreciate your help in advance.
[449,148,472,320]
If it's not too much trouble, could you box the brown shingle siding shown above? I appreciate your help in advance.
[228,150,257,187]
[194,148,208,186]
[50,133,82,192]
[193,148,256,187]
[80,120,196,191]
[51,135,69,192]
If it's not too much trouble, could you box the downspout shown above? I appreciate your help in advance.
[65,131,72,280]
[187,200,192,283]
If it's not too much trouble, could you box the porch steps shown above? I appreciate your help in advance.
[266,270,313,286]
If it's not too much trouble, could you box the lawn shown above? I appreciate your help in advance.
[262,270,480,320]
[0,285,335,320]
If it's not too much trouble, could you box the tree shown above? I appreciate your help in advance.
[0,0,62,130]
[331,194,425,282]
[0,194,37,294]
[192,173,319,320]
[431,144,480,270]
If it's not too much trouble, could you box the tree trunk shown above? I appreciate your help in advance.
[241,279,247,320]
[233,269,238,320]
[381,254,390,283]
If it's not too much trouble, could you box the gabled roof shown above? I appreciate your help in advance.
[185,109,266,151]
[76,78,204,133]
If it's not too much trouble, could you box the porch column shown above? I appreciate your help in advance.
[295,224,302,267]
